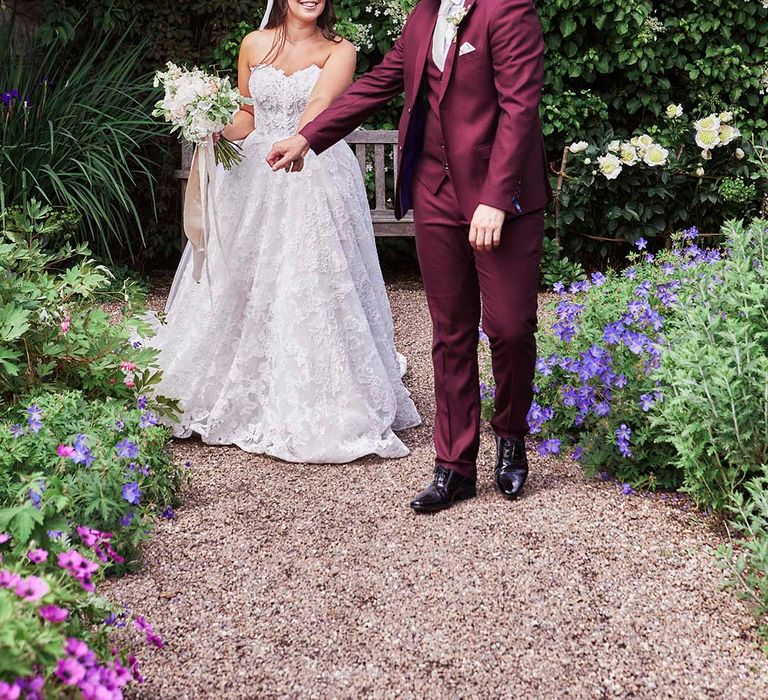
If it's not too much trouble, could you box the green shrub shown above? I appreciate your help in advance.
[0,201,177,410]
[0,23,162,256]
[483,234,704,490]
[555,106,768,250]
[655,218,768,511]
[539,236,585,290]
[0,389,185,564]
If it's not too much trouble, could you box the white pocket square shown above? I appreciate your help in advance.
[459,42,476,56]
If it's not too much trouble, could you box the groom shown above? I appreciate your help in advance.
[268,0,552,513]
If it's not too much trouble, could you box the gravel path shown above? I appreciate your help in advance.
[105,274,768,699]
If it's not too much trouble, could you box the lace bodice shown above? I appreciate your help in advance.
[248,64,321,138]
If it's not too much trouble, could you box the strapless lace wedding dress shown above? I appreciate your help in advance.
[152,64,421,463]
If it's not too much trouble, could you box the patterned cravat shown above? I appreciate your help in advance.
[432,0,461,72]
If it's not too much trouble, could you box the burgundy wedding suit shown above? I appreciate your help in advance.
[301,0,552,478]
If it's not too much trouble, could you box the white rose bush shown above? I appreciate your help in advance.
[558,104,767,249]
[152,62,251,169]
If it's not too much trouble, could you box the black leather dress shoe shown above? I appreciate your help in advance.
[410,465,477,514]
[494,437,529,500]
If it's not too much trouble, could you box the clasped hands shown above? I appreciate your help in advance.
[265,135,506,252]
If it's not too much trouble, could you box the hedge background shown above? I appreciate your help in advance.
[22,0,768,263]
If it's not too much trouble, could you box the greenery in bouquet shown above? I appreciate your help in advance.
[152,62,253,169]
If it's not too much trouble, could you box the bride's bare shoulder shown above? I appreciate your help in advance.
[241,29,277,65]
[326,36,356,61]
[241,29,274,50]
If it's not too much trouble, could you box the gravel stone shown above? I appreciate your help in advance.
[103,272,768,699]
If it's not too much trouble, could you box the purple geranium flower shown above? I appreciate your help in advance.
[162,507,175,520]
[616,423,633,458]
[121,482,141,506]
[571,446,584,461]
[28,480,44,510]
[116,439,139,459]
[10,424,24,439]
[621,483,637,496]
[635,237,648,250]
[553,281,565,294]
[137,396,148,410]
[639,393,655,412]
[139,411,158,429]
[25,405,43,433]
[590,271,606,287]
[538,439,561,456]
[72,434,95,467]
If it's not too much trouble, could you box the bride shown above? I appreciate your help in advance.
[151,0,421,462]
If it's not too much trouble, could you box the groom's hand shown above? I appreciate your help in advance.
[469,204,506,252]
[267,135,311,172]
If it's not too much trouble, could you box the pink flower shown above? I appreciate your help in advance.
[58,550,84,571]
[76,526,101,547]
[0,570,21,590]
[120,361,137,371]
[128,655,144,684]
[0,533,10,545]
[134,615,165,648]
[123,379,136,388]
[39,604,69,623]
[60,316,71,334]
[27,548,48,564]
[0,681,21,700]
[14,575,49,601]
[57,444,76,458]
[56,658,85,686]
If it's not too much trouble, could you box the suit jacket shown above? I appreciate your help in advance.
[300,0,552,222]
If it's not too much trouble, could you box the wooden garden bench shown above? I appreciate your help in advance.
[175,129,415,242]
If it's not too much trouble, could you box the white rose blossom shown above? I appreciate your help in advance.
[568,141,589,153]
[598,153,623,180]
[619,144,639,166]
[695,114,721,132]
[608,140,621,153]
[665,103,683,119]
[718,124,741,145]
[643,144,669,167]
[695,128,720,150]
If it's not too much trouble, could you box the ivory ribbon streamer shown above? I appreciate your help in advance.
[183,137,220,284]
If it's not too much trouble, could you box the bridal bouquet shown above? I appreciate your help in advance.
[152,62,250,169]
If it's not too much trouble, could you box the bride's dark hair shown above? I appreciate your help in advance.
[262,0,341,65]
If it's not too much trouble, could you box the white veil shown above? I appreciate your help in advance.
[260,0,275,30]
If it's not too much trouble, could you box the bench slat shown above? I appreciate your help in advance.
[176,132,415,238]
[374,143,386,212]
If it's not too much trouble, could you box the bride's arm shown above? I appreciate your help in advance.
[221,33,258,142]
[297,40,357,132]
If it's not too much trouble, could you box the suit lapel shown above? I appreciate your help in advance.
[408,0,440,101]
[438,0,477,104]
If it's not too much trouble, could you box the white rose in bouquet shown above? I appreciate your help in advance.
[152,62,252,169]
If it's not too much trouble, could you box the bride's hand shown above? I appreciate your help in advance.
[267,134,310,172]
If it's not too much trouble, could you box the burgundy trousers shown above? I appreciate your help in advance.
[412,174,544,479]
